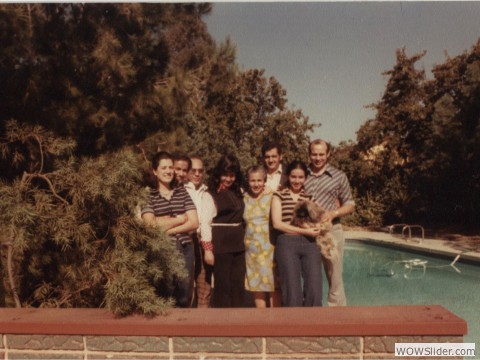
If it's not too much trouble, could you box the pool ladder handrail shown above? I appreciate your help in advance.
[401,225,425,243]
[388,224,425,243]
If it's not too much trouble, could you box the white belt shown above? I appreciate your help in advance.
[212,223,242,227]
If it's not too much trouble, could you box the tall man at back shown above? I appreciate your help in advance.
[304,139,355,306]
[262,141,288,192]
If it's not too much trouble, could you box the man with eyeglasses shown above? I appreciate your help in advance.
[185,155,212,307]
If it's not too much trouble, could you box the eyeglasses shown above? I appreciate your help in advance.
[190,169,204,174]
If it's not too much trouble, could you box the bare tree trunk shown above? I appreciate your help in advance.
[5,227,21,308]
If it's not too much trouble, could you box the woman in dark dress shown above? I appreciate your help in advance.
[201,154,246,308]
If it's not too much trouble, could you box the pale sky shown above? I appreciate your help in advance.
[205,2,480,145]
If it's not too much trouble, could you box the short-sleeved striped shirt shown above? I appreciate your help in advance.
[304,164,355,212]
[273,188,312,224]
[141,187,196,244]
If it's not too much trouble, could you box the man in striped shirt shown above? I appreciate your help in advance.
[304,139,355,306]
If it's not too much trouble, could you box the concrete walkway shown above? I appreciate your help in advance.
[345,229,480,264]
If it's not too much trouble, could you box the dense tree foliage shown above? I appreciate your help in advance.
[337,42,480,227]
[181,65,313,171]
[0,3,314,312]
[425,42,480,225]
[0,3,214,156]
[0,120,187,314]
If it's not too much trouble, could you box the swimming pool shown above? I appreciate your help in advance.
[341,240,480,351]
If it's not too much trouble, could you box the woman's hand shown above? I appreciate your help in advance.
[204,250,214,266]
[302,227,321,238]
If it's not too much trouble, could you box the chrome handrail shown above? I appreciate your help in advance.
[401,225,425,243]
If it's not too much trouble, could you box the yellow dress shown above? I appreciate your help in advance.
[243,192,275,292]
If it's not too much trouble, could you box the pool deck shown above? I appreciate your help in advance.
[346,230,480,264]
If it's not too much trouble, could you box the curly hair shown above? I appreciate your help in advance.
[208,154,244,197]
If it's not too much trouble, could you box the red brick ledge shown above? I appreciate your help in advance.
[0,305,466,337]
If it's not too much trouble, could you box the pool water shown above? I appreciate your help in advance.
[338,240,480,351]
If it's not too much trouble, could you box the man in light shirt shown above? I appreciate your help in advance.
[184,155,212,307]
[262,141,288,192]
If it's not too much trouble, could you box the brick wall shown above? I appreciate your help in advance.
[0,306,467,359]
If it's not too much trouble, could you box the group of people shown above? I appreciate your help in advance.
[140,139,355,308]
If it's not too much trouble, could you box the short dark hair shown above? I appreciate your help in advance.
[172,152,192,171]
[261,141,283,157]
[148,151,178,188]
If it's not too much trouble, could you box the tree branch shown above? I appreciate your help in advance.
[136,144,148,164]
[3,227,21,308]
[23,172,69,205]
[33,134,44,174]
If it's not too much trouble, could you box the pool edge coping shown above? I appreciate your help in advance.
[346,230,480,265]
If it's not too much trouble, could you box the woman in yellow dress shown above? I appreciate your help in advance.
[243,165,280,307]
